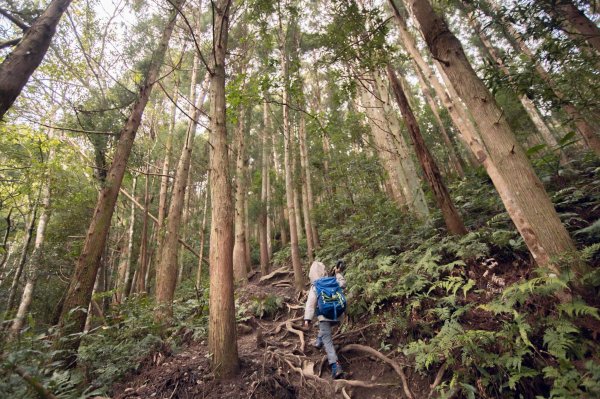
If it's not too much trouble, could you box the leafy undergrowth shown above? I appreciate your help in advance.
[0,281,210,398]
[314,157,600,398]
[1,158,599,399]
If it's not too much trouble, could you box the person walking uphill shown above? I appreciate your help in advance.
[304,260,347,379]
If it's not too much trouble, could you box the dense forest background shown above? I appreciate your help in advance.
[0,0,599,398]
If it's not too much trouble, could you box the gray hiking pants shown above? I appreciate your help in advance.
[317,321,337,365]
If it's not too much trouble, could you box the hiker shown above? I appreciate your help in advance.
[303,260,347,379]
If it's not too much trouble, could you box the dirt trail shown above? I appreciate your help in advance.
[111,269,429,398]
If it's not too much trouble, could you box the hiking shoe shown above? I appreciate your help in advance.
[331,362,343,379]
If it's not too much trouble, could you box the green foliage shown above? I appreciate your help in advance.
[248,294,284,319]
[303,158,600,398]
[1,280,210,398]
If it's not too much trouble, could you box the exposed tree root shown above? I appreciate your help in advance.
[428,362,447,398]
[333,379,396,391]
[259,267,292,283]
[342,386,351,399]
[286,303,304,311]
[270,316,303,335]
[340,344,414,399]
[285,320,305,352]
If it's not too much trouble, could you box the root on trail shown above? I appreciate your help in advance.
[428,362,447,398]
[285,320,305,352]
[270,316,303,335]
[259,267,292,283]
[340,344,414,399]
[341,386,351,399]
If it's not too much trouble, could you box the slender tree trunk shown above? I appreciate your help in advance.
[387,0,480,166]
[0,208,13,271]
[177,165,194,285]
[412,65,465,176]
[155,25,208,324]
[292,171,304,242]
[466,7,565,155]
[298,114,314,261]
[84,262,103,333]
[157,86,179,238]
[482,0,600,155]
[233,107,249,282]
[281,50,304,291]
[359,86,408,209]
[408,0,576,269]
[135,167,151,293]
[387,65,467,235]
[196,176,209,288]
[6,203,37,313]
[0,0,74,119]
[550,0,600,53]
[208,0,238,378]
[244,190,251,272]
[259,100,271,275]
[266,167,273,259]
[372,71,430,218]
[8,182,50,337]
[54,2,183,362]
[115,177,136,303]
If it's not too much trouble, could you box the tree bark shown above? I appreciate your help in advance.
[9,145,53,338]
[408,0,576,269]
[155,25,208,323]
[196,175,209,288]
[387,0,480,166]
[259,100,271,276]
[0,0,74,119]
[549,0,600,54]
[208,0,239,378]
[177,163,194,285]
[5,202,37,313]
[157,85,179,239]
[298,114,315,262]
[244,188,251,272]
[135,165,151,294]
[372,71,430,218]
[411,65,465,176]
[359,86,408,209]
[386,65,467,235]
[54,1,183,363]
[279,15,303,292]
[481,0,600,155]
[0,208,13,271]
[233,107,249,282]
[115,177,136,303]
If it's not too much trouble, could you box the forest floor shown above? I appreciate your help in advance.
[110,270,430,399]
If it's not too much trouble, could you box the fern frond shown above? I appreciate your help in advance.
[558,299,600,320]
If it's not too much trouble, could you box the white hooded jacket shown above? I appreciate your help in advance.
[304,261,347,322]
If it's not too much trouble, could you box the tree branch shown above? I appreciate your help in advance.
[0,37,21,50]
[0,7,30,31]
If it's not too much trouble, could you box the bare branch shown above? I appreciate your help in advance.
[0,37,21,50]
[0,7,30,31]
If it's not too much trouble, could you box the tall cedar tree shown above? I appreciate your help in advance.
[207,0,239,378]
[406,0,576,268]
[53,0,184,364]
[386,65,467,235]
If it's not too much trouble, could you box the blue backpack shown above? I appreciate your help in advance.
[314,276,346,321]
